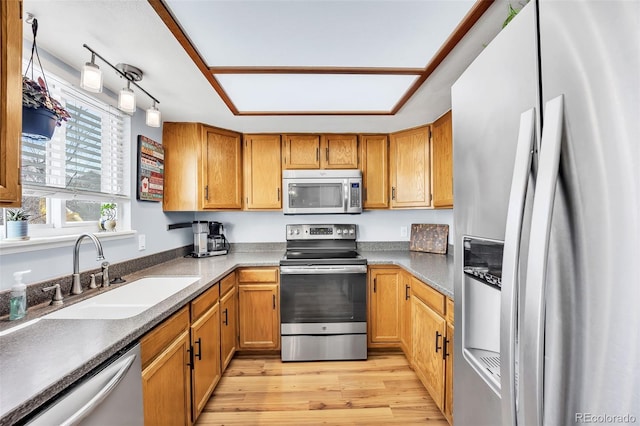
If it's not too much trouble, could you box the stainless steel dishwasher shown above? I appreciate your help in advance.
[26,343,143,425]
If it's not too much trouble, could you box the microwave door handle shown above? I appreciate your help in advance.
[344,182,349,212]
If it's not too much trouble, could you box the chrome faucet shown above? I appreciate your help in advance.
[72,233,105,295]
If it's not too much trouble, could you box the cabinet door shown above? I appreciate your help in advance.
[203,127,242,209]
[238,283,280,350]
[320,134,358,169]
[412,295,446,411]
[282,135,320,169]
[432,111,453,208]
[191,303,221,421]
[220,285,238,371]
[162,123,201,211]
[0,0,22,206]
[445,322,454,424]
[368,268,401,345]
[359,135,389,209]
[389,126,431,208]
[142,331,191,426]
[244,134,282,209]
[399,270,412,360]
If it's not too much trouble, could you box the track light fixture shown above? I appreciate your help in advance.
[80,44,161,126]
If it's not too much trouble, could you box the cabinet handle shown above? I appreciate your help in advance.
[277,188,280,201]
[373,277,377,293]
[194,338,202,361]
[392,187,396,200]
[273,294,276,310]
[443,337,450,360]
[316,147,319,162]
[405,284,410,300]
[435,331,442,353]
[204,185,209,200]
[325,147,329,161]
[223,308,229,326]
[186,347,193,368]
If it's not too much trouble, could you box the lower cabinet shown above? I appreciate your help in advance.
[238,267,280,350]
[220,272,238,371]
[141,306,191,426]
[444,297,454,424]
[368,266,402,347]
[399,270,412,360]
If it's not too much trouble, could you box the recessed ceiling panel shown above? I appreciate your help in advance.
[215,74,418,112]
[165,0,476,68]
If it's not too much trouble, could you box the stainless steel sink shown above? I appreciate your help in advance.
[44,276,201,320]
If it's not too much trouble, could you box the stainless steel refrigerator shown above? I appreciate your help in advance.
[452,1,639,425]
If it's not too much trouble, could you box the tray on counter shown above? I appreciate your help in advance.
[409,224,449,254]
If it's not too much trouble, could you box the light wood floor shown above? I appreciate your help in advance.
[195,352,448,425]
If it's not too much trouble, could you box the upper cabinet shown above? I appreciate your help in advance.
[320,134,358,169]
[282,134,320,169]
[243,134,282,210]
[162,123,242,211]
[431,111,453,208]
[389,126,431,208]
[360,134,389,209]
[0,0,22,206]
[282,134,358,170]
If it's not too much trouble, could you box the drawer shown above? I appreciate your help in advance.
[446,297,454,324]
[191,282,219,321]
[410,276,445,316]
[238,267,279,283]
[220,271,236,296]
[141,305,190,369]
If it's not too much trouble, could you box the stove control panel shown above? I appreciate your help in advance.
[286,224,357,240]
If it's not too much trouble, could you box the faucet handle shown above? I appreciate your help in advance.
[89,273,98,289]
[42,284,63,306]
[101,261,110,288]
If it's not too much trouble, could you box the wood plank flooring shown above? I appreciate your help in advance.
[195,353,448,425]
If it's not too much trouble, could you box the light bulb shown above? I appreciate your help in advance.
[146,104,161,127]
[80,61,103,93]
[118,85,136,113]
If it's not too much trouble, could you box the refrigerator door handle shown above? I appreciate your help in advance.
[500,108,536,426]
[521,95,565,426]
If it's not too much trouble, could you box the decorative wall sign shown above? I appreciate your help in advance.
[137,135,164,202]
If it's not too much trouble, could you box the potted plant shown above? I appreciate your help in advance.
[21,17,70,141]
[5,208,31,240]
[22,76,70,140]
[99,203,117,231]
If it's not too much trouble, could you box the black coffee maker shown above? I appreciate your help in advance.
[207,221,229,254]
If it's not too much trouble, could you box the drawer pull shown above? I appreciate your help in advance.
[435,331,442,353]
[194,338,202,361]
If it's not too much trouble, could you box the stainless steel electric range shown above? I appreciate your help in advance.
[280,224,367,362]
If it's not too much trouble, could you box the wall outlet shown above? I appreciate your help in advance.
[400,226,408,238]
[138,234,146,251]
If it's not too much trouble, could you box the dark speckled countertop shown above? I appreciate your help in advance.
[0,249,453,425]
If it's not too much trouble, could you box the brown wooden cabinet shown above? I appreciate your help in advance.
[431,110,453,208]
[320,134,358,169]
[368,267,401,347]
[141,306,191,426]
[220,272,238,371]
[237,268,280,350]
[359,134,389,209]
[282,134,320,169]
[0,0,22,206]
[444,297,454,424]
[399,269,412,360]
[162,122,242,211]
[389,126,431,208]
[189,284,221,421]
[243,134,282,210]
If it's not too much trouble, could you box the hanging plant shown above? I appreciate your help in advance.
[22,18,70,141]
[502,1,530,28]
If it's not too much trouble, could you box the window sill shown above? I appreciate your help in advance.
[0,230,137,255]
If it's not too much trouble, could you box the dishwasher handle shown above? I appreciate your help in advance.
[61,351,137,426]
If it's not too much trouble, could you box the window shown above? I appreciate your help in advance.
[10,67,131,238]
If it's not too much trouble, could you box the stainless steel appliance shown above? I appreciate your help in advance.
[280,224,367,361]
[452,1,639,425]
[26,344,143,425]
[282,170,362,214]
[191,221,229,258]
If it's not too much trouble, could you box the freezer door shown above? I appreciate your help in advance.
[451,2,540,425]
[535,1,640,425]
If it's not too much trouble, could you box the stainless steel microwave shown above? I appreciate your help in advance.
[282,170,362,214]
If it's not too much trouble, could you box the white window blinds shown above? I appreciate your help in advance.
[21,74,129,200]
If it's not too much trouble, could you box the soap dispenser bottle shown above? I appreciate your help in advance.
[9,270,31,321]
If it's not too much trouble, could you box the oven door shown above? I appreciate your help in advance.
[280,265,366,333]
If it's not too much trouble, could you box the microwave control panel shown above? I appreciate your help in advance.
[350,182,361,208]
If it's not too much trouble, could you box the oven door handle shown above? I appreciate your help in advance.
[280,265,367,275]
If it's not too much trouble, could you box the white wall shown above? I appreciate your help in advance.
[196,209,453,244]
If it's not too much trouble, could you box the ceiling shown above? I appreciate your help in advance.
[21,0,507,133]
